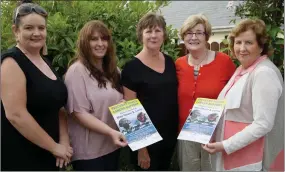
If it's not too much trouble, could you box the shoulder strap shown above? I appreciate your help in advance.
[1,46,29,77]
[42,56,60,78]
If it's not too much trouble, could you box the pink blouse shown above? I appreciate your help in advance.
[64,61,123,161]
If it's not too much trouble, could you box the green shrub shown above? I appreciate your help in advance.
[1,1,180,170]
[221,0,284,74]
[1,1,180,76]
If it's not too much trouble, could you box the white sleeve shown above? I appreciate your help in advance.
[222,68,282,154]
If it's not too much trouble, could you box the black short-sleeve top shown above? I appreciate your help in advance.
[121,54,178,139]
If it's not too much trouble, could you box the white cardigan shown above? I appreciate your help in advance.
[213,58,284,171]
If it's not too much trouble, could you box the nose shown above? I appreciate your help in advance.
[150,31,157,37]
[240,42,246,51]
[97,38,103,45]
[191,33,198,39]
[32,28,41,36]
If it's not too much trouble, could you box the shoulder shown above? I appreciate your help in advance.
[1,56,21,71]
[254,59,282,80]
[163,53,173,61]
[1,46,19,63]
[214,52,235,66]
[175,55,187,67]
[1,56,26,83]
[68,61,87,72]
[250,61,283,94]
[65,61,88,80]
[122,57,140,72]
[1,47,27,75]
[124,57,139,66]
[162,53,176,66]
[215,52,232,62]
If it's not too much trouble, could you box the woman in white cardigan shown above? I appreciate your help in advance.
[202,19,284,171]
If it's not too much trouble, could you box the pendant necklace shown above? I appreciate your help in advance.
[188,50,208,77]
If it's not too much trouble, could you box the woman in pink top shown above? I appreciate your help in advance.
[202,19,284,171]
[64,20,127,171]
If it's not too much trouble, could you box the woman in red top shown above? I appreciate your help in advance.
[175,14,236,171]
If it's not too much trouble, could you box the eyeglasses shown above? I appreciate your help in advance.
[14,3,48,23]
[185,32,206,38]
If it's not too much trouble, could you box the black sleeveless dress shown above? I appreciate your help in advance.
[1,47,68,171]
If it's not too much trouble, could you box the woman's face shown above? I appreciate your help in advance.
[234,29,263,68]
[142,26,164,51]
[14,13,47,51]
[89,31,108,59]
[183,23,207,51]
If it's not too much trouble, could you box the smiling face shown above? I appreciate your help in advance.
[89,31,108,60]
[234,29,263,68]
[142,26,164,51]
[183,23,207,51]
[13,13,46,51]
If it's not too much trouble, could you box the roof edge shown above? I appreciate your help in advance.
[212,25,235,32]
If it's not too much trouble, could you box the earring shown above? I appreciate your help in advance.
[42,43,48,55]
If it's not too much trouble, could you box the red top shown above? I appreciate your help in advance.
[175,52,236,131]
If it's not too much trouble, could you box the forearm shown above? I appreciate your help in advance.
[59,108,69,143]
[223,69,282,154]
[222,122,269,154]
[7,110,57,153]
[74,112,114,136]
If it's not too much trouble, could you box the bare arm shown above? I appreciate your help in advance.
[74,111,115,136]
[57,107,71,167]
[59,107,70,144]
[1,58,72,160]
[73,111,127,147]
[123,86,150,169]
[123,86,137,100]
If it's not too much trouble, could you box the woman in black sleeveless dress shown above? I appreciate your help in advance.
[1,2,73,171]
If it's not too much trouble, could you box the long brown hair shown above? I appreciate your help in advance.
[70,20,121,92]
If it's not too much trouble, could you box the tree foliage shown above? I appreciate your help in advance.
[1,1,180,76]
[1,1,181,170]
[234,0,284,74]
[222,0,284,74]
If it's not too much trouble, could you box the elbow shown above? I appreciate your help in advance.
[5,111,22,125]
[264,123,274,133]
[256,121,274,136]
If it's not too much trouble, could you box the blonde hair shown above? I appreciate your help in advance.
[228,18,273,57]
[136,12,167,43]
[180,14,212,41]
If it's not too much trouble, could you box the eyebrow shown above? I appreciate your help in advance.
[23,24,46,27]
[91,35,101,38]
[187,29,204,32]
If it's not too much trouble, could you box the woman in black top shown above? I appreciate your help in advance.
[1,1,73,170]
[121,12,178,171]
